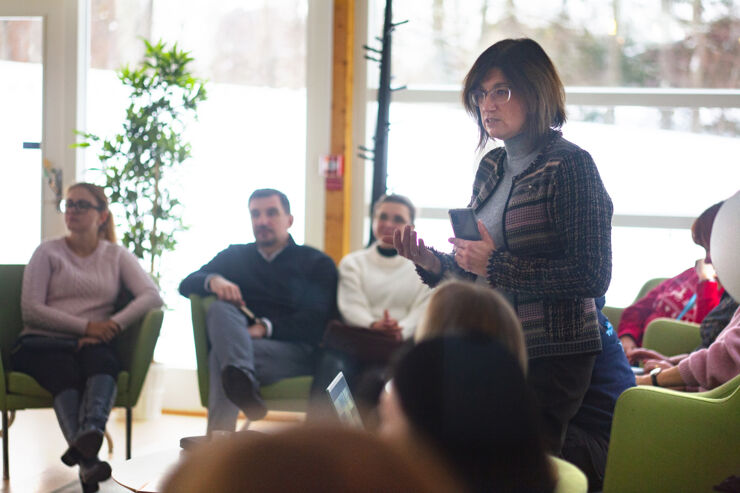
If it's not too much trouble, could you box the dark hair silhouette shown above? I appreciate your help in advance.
[392,335,555,493]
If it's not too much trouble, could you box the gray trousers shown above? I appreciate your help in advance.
[206,300,314,432]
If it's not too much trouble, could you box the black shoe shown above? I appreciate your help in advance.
[221,365,267,421]
[73,429,104,459]
[79,459,111,486]
[179,434,211,450]
[61,445,83,466]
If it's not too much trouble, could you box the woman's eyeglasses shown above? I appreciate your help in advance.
[470,86,511,107]
[60,199,104,213]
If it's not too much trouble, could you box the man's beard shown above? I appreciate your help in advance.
[255,227,277,247]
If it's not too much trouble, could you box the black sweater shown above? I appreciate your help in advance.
[179,237,338,346]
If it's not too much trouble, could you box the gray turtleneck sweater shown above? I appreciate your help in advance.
[477,133,541,249]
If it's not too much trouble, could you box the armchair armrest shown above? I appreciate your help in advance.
[189,294,216,408]
[115,309,164,407]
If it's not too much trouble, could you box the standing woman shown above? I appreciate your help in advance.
[13,183,162,492]
[390,38,613,456]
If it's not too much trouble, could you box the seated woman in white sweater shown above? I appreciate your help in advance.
[12,183,162,493]
[337,194,431,341]
[312,194,431,417]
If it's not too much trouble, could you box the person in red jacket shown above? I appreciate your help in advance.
[618,201,724,353]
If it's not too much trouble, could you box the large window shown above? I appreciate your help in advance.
[83,0,309,368]
[365,0,740,306]
[0,17,43,263]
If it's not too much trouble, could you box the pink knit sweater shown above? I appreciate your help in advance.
[678,306,740,391]
[21,238,163,339]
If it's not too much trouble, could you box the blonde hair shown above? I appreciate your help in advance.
[67,183,117,243]
[416,280,527,373]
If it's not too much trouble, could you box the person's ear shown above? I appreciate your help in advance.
[287,214,294,228]
[98,209,109,227]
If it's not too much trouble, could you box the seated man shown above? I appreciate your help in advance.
[179,188,338,432]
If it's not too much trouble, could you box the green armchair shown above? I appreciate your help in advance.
[642,318,702,356]
[602,373,740,493]
[0,264,163,479]
[188,294,312,417]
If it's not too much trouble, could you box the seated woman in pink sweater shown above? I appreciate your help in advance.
[618,202,725,353]
[633,305,740,391]
[12,183,162,493]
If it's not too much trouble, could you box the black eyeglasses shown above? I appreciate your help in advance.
[60,199,104,213]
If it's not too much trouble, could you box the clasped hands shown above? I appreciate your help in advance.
[370,309,402,341]
[384,221,496,278]
[80,319,121,348]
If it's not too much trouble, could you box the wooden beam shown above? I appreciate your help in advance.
[324,0,354,264]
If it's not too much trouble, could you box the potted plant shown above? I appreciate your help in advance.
[77,39,207,283]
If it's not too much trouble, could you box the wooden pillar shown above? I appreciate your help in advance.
[324,0,354,264]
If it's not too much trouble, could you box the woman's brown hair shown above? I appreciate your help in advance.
[416,280,527,373]
[67,182,117,243]
[462,38,566,152]
[691,201,724,254]
[162,425,460,493]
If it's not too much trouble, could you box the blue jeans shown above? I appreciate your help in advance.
[205,300,314,432]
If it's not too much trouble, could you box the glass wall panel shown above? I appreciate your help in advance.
[368,0,740,89]
[364,0,739,312]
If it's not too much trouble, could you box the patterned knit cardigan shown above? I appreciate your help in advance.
[418,131,613,360]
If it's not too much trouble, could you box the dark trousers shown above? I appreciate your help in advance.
[527,353,596,455]
[12,336,120,396]
[562,422,608,492]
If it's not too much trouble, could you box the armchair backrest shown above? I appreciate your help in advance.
[0,265,25,370]
[635,277,669,303]
[603,381,740,492]
[642,318,702,356]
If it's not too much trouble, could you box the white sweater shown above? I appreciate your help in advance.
[337,245,432,340]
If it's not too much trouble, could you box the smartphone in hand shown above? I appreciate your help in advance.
[448,208,482,241]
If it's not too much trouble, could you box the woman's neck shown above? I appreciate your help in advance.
[65,232,100,257]
[503,132,533,159]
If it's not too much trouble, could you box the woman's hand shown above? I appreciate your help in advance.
[85,320,121,343]
[448,221,496,277]
[385,225,441,275]
[642,358,674,372]
[635,374,652,386]
[695,258,717,282]
[627,347,667,365]
[78,336,103,349]
[370,310,403,340]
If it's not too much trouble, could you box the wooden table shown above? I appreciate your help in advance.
[112,449,183,493]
